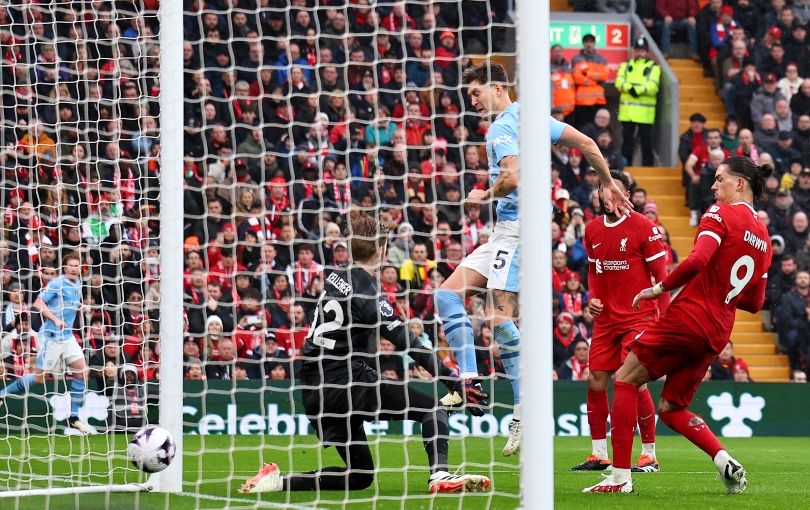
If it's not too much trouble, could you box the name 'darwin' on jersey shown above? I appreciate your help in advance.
[743,230,768,253]
[327,272,352,295]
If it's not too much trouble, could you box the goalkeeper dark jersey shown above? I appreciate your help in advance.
[300,266,445,378]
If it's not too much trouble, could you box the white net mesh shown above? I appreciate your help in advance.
[180,0,519,508]
[0,0,161,494]
[1,0,522,506]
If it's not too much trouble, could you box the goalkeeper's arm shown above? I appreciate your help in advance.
[382,321,458,390]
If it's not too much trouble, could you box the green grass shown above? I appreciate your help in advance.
[0,434,807,509]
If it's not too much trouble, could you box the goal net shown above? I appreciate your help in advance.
[180,0,520,507]
[1,0,525,506]
[0,0,162,497]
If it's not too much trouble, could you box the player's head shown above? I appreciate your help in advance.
[462,62,510,116]
[346,209,390,269]
[713,156,773,203]
[62,252,82,280]
[598,170,631,216]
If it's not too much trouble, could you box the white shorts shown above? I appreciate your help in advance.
[459,220,520,292]
[36,335,84,373]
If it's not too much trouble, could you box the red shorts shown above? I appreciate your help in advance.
[589,324,647,372]
[630,317,718,408]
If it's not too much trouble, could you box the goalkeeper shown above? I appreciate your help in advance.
[240,211,491,494]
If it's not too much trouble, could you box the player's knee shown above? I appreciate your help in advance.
[657,398,683,417]
[349,472,374,490]
[434,289,462,317]
[34,373,46,384]
[587,371,608,391]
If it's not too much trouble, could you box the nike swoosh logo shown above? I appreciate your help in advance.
[639,414,654,420]
[724,461,741,480]
[592,243,602,249]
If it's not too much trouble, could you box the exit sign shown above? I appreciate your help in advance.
[550,22,631,80]
[550,23,630,48]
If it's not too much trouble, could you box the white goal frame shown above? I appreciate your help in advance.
[154,0,185,494]
[517,1,553,509]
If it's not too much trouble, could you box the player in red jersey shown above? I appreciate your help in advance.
[585,156,773,494]
[570,170,669,473]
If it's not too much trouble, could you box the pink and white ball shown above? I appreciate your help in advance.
[128,425,176,473]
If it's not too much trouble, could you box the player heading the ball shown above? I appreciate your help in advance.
[434,60,634,456]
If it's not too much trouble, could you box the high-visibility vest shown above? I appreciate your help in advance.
[551,71,576,116]
[615,57,661,125]
[571,52,608,106]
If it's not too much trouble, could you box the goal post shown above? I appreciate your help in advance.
[155,0,185,494]
[517,0,554,508]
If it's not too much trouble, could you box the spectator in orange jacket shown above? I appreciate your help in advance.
[571,34,608,128]
[551,44,576,123]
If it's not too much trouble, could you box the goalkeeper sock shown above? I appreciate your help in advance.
[493,320,521,408]
[421,409,450,474]
[70,378,86,416]
[637,387,657,448]
[435,289,477,379]
[610,381,639,470]
[0,373,36,398]
[659,408,723,459]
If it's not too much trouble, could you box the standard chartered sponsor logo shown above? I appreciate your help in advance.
[600,259,630,270]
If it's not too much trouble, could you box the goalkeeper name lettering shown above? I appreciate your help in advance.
[326,272,352,295]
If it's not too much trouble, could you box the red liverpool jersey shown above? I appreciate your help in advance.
[584,211,669,326]
[664,202,772,352]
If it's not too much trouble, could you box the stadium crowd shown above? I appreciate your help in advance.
[1,0,807,399]
[559,0,810,382]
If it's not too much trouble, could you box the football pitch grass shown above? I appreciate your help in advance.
[1,434,807,509]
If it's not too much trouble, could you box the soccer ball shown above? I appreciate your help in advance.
[128,425,176,473]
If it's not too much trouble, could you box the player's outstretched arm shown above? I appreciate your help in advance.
[646,253,671,314]
[383,321,459,390]
[558,125,633,216]
[632,234,721,308]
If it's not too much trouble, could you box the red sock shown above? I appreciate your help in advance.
[636,388,656,445]
[587,389,609,441]
[659,409,724,459]
[610,381,638,469]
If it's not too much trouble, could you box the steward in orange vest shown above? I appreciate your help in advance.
[571,34,608,127]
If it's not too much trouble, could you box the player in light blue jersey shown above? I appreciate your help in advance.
[434,61,633,456]
[0,253,94,434]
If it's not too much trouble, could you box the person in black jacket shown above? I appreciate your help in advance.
[678,113,708,164]
[774,270,810,369]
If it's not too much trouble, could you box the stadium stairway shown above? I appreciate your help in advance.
[668,58,727,132]
[628,166,790,381]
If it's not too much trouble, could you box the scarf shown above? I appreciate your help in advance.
[293,260,322,295]
[562,291,584,315]
[554,326,575,349]
[569,356,588,380]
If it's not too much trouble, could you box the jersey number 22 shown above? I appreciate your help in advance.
[306,292,344,349]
